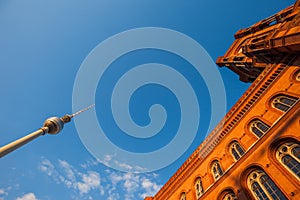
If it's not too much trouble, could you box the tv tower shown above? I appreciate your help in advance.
[0,104,95,158]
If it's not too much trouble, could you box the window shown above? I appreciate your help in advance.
[211,160,223,181]
[272,95,297,112]
[247,169,287,200]
[195,177,204,199]
[276,142,300,179]
[250,119,270,138]
[222,192,238,200]
[230,141,245,161]
[294,69,300,81]
[180,192,186,200]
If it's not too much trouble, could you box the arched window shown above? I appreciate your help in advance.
[211,160,223,181]
[247,169,287,200]
[229,141,245,161]
[194,177,204,199]
[222,191,238,200]
[293,69,300,81]
[276,142,300,179]
[250,119,270,138]
[272,95,297,112]
[180,192,186,200]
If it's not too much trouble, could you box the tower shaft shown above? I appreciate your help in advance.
[0,104,94,158]
[0,127,48,158]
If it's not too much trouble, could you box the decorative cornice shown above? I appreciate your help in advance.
[154,55,297,199]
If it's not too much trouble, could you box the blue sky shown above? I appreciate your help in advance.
[0,1,294,200]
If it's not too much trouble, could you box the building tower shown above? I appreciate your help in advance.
[145,1,300,199]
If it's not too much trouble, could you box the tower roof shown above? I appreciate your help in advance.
[217,0,300,82]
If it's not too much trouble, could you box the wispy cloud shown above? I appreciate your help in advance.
[38,158,162,200]
[0,188,8,200]
[39,159,55,176]
[80,158,102,169]
[0,189,7,196]
[16,193,38,200]
[113,160,147,172]
[139,177,161,199]
[98,154,147,173]
[77,171,101,195]
[38,158,103,198]
[106,170,162,200]
[59,160,76,182]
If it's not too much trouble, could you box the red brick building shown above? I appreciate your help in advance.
[146,1,300,199]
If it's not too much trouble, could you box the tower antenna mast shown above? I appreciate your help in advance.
[0,104,95,158]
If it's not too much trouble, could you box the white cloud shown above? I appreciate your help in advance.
[99,155,147,173]
[106,171,162,200]
[39,158,104,198]
[16,193,38,200]
[0,189,7,197]
[80,158,101,169]
[77,171,100,195]
[113,160,147,172]
[139,177,162,199]
[38,158,162,200]
[104,154,114,163]
[38,159,55,176]
[107,186,119,200]
[38,158,62,185]
[114,160,133,171]
[59,160,76,182]
[123,173,139,193]
[109,173,123,185]
[0,188,8,200]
